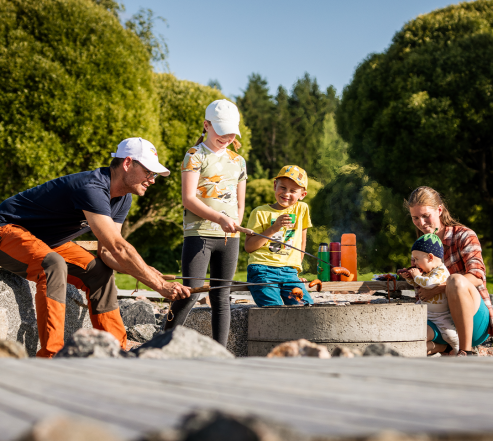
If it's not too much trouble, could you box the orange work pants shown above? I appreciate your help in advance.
[0,224,127,357]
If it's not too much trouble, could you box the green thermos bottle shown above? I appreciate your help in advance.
[317,243,330,282]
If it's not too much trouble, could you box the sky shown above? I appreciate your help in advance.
[120,0,458,99]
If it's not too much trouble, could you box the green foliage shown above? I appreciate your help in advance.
[0,0,160,199]
[337,0,493,246]
[237,73,338,178]
[310,164,414,272]
[125,8,168,68]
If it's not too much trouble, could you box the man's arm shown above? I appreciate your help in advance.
[84,211,189,301]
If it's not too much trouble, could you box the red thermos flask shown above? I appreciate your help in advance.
[330,242,341,281]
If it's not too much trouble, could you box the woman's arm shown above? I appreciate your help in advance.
[181,171,236,233]
[458,232,487,287]
[237,179,246,226]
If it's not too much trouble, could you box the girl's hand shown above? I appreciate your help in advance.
[273,214,293,231]
[218,215,237,234]
[408,268,421,278]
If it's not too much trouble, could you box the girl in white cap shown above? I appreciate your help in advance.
[163,99,247,346]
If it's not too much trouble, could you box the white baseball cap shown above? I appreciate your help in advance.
[205,99,241,137]
[111,137,170,177]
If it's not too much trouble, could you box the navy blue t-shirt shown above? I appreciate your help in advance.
[0,167,132,248]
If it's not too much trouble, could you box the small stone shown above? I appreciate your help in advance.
[126,324,161,343]
[119,300,156,327]
[18,415,122,441]
[198,296,211,306]
[134,325,234,359]
[0,339,28,358]
[331,346,363,358]
[363,343,402,357]
[55,329,126,358]
[267,339,331,358]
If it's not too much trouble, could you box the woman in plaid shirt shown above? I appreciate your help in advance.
[405,187,492,356]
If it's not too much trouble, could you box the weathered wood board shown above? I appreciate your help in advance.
[0,357,492,440]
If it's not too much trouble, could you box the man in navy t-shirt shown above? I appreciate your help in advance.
[0,137,190,357]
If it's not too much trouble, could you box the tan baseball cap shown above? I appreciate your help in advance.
[274,165,308,189]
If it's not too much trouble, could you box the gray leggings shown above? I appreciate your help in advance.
[163,236,239,346]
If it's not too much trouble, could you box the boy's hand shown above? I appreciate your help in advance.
[273,214,293,231]
[408,268,421,278]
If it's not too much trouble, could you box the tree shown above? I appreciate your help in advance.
[0,0,161,199]
[237,74,277,176]
[337,0,493,247]
[310,164,414,272]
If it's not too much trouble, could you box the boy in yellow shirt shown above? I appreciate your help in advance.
[245,165,314,306]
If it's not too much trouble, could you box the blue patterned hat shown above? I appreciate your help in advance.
[411,228,443,260]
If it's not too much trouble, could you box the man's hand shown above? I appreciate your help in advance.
[417,284,445,302]
[158,282,190,301]
[408,268,421,278]
[273,214,293,231]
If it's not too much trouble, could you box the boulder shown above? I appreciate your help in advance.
[119,299,156,327]
[55,328,132,358]
[267,339,331,358]
[331,345,363,358]
[134,325,234,359]
[0,269,92,357]
[363,343,403,357]
[0,307,7,339]
[0,339,28,358]
[177,409,308,441]
[170,304,255,357]
[126,324,161,343]
[18,416,123,441]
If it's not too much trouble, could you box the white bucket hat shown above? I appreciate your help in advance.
[111,137,170,177]
[205,99,241,137]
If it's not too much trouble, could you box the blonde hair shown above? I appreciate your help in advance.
[193,120,242,152]
[404,186,463,237]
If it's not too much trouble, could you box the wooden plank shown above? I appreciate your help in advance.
[73,241,98,251]
[1,358,493,440]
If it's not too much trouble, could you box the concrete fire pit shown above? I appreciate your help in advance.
[248,303,427,357]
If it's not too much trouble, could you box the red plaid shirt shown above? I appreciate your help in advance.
[442,226,493,328]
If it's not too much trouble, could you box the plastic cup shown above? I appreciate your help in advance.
[288,214,296,228]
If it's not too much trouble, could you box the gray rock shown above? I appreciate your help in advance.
[0,308,7,340]
[170,304,256,357]
[0,269,92,357]
[0,339,28,358]
[267,339,331,358]
[55,328,131,358]
[134,325,234,359]
[119,299,156,327]
[154,313,166,326]
[363,343,403,357]
[179,409,308,441]
[127,324,161,343]
[18,415,123,441]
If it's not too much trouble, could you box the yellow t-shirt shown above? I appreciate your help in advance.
[247,201,312,272]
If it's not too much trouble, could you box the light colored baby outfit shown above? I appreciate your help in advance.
[405,264,459,354]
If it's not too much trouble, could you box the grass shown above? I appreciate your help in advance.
[115,270,379,290]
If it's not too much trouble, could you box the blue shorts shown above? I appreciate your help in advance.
[428,297,490,347]
[247,264,314,307]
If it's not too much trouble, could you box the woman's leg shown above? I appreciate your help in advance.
[445,274,481,351]
[209,237,239,347]
[164,236,211,331]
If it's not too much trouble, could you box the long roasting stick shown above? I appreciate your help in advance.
[235,225,349,276]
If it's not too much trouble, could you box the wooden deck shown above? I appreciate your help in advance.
[1,357,493,440]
